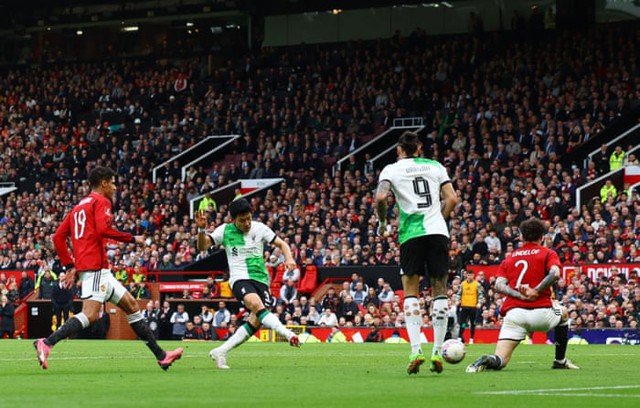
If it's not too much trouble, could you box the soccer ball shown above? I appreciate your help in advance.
[441,339,466,364]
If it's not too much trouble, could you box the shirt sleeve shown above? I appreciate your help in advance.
[378,165,391,183]
[94,199,134,243]
[258,222,277,244]
[210,224,225,246]
[439,163,452,186]
[52,212,74,267]
[496,259,508,279]
[547,249,562,270]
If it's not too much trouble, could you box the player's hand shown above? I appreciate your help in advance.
[376,220,388,237]
[284,258,296,272]
[519,285,538,301]
[62,268,77,289]
[195,209,208,229]
[133,235,146,245]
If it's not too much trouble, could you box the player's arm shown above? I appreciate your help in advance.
[272,236,296,271]
[52,212,74,269]
[195,210,214,252]
[494,277,527,301]
[530,265,561,296]
[440,182,459,221]
[375,180,391,235]
[52,213,79,288]
[95,201,135,243]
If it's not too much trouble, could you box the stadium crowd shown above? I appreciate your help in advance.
[1,24,640,338]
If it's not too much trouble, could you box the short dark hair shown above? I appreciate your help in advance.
[398,131,422,157]
[229,198,252,218]
[88,166,117,188]
[520,218,546,243]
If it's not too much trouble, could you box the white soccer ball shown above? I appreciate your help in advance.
[441,339,466,364]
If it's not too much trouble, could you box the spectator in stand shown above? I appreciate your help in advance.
[363,287,380,308]
[51,272,76,329]
[183,321,199,340]
[318,308,339,327]
[158,301,173,341]
[340,295,359,323]
[114,263,128,284]
[131,264,146,284]
[135,282,151,299]
[282,265,300,283]
[350,281,367,306]
[592,144,610,176]
[1,295,15,338]
[321,287,338,311]
[200,304,214,325]
[37,270,56,300]
[213,301,231,327]
[142,300,160,340]
[600,179,617,203]
[279,279,298,307]
[19,271,34,300]
[201,322,218,340]
[378,283,395,304]
[609,146,625,172]
[170,303,189,340]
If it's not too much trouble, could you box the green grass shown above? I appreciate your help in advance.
[2,340,640,408]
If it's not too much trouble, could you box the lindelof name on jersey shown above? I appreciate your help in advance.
[405,165,433,174]
[512,249,540,256]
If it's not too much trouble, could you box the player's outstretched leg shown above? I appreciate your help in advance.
[158,347,184,371]
[257,309,300,347]
[210,322,258,369]
[34,312,91,369]
[128,311,183,370]
[34,339,52,370]
[466,354,503,373]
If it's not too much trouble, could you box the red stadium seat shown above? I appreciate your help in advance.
[297,265,318,294]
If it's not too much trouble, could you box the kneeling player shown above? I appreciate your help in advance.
[466,218,579,372]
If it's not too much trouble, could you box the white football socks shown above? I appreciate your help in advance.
[432,297,448,357]
[404,297,423,355]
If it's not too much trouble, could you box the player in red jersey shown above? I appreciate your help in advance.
[34,166,183,370]
[466,218,579,372]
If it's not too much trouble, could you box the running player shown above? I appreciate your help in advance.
[34,166,183,370]
[195,198,300,369]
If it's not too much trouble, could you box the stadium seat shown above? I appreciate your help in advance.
[297,265,318,294]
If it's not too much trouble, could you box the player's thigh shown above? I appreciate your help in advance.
[423,235,449,279]
[526,308,562,332]
[498,309,529,341]
[232,280,272,312]
[400,236,430,277]
[104,273,132,310]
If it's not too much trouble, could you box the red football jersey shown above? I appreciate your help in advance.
[497,242,561,315]
[53,192,133,271]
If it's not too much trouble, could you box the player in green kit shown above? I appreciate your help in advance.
[195,198,300,369]
[375,131,459,375]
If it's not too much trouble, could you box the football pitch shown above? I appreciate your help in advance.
[2,340,639,408]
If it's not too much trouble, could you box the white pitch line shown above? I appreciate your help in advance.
[0,354,200,362]
[477,385,640,395]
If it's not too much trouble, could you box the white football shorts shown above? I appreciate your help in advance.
[79,269,127,305]
[498,306,562,342]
